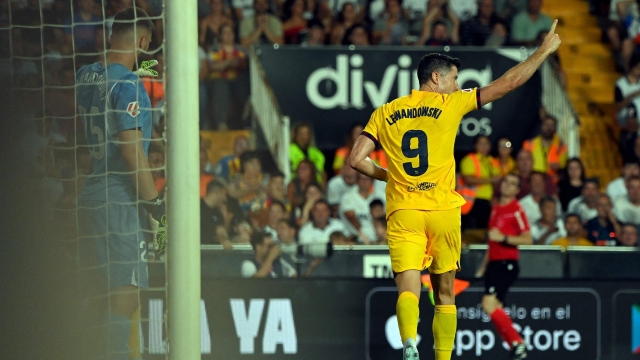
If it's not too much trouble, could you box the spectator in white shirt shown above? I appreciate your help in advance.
[613,176,640,226]
[264,199,288,241]
[339,173,382,243]
[327,163,357,214]
[241,231,297,278]
[299,199,347,243]
[276,218,299,264]
[530,196,566,244]
[519,172,562,224]
[567,178,600,222]
[606,162,640,201]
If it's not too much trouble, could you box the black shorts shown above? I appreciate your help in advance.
[484,260,519,304]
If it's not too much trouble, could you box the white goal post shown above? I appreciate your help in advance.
[166,0,202,359]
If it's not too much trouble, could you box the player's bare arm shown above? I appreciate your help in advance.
[480,19,562,107]
[489,228,533,245]
[348,135,389,182]
[119,129,159,201]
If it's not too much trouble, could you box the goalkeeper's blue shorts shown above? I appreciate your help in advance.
[78,201,150,290]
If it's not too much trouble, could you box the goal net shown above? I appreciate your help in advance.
[4,0,168,358]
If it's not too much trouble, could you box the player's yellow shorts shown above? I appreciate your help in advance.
[387,207,461,275]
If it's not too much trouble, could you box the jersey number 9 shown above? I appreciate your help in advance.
[401,130,428,176]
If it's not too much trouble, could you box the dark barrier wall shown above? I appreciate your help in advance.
[200,245,640,280]
[139,276,640,360]
[258,46,542,152]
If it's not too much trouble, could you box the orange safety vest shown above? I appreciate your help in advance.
[457,153,499,215]
[522,135,566,182]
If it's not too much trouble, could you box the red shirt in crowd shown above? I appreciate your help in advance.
[488,199,530,261]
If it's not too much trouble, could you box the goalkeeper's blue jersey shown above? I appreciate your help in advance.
[76,62,152,203]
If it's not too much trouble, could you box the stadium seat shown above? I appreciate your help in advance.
[543,0,622,188]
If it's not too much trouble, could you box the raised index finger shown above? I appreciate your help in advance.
[549,19,558,34]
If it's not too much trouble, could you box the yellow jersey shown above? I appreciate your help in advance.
[362,88,480,216]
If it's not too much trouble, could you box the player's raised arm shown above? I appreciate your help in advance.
[479,19,561,107]
[349,135,389,182]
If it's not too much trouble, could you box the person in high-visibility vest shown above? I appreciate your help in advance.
[459,135,501,230]
[522,115,567,183]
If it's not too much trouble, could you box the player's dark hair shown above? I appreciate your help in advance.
[369,199,384,210]
[269,199,286,212]
[206,179,226,194]
[250,230,272,249]
[417,53,461,85]
[112,7,155,35]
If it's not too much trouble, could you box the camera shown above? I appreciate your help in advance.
[279,242,333,259]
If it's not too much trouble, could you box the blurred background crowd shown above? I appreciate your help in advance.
[3,0,640,279]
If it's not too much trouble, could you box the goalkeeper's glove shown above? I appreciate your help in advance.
[144,197,167,254]
[134,60,159,77]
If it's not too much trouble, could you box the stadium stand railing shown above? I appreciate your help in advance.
[541,57,581,158]
[249,48,291,181]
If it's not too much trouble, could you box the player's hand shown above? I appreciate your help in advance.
[474,263,486,278]
[488,228,505,242]
[133,60,159,77]
[145,197,167,254]
[541,19,561,55]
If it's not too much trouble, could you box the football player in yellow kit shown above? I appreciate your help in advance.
[348,20,561,360]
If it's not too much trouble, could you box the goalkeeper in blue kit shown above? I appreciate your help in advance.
[76,8,165,359]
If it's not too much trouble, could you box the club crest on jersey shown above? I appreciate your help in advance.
[127,101,140,117]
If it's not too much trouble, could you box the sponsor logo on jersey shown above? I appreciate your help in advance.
[127,101,140,117]
[417,182,436,191]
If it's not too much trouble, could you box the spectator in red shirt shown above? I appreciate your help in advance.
[476,173,532,360]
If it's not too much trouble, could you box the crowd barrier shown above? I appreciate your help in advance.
[200,244,640,280]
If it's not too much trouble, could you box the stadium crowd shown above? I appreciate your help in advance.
[4,0,640,279]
